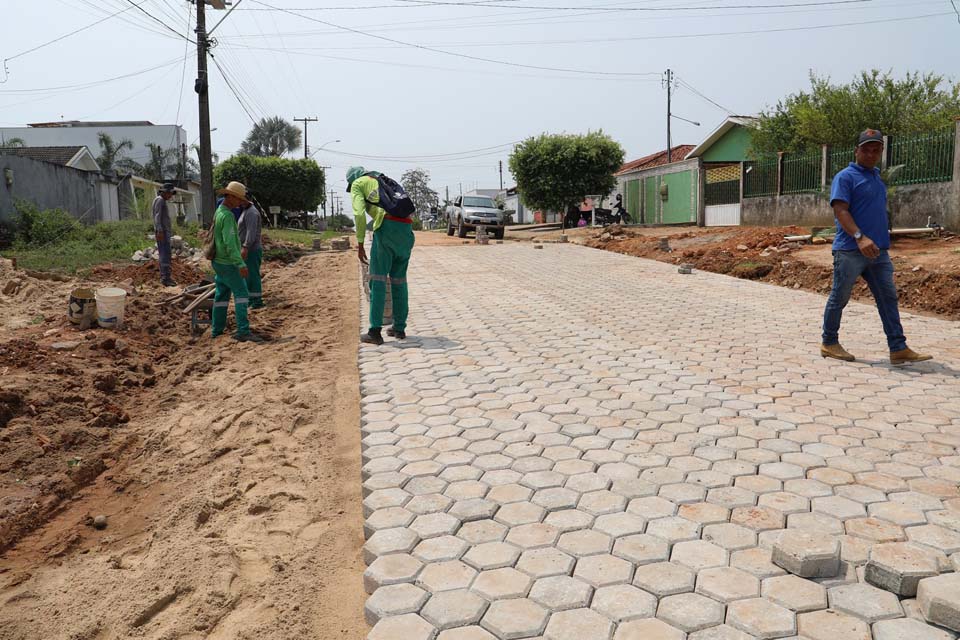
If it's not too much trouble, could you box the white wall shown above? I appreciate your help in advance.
[0,125,188,167]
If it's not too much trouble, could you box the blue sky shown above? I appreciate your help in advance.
[1,0,957,196]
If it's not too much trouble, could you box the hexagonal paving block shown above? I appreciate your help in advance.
[436,626,498,640]
[796,609,872,640]
[495,501,547,527]
[574,553,634,587]
[696,567,760,602]
[657,592,726,632]
[647,516,702,544]
[516,546,576,578]
[413,535,470,562]
[671,540,729,571]
[421,589,489,630]
[532,487,581,511]
[761,574,827,612]
[558,529,613,556]
[865,542,940,597]
[462,541,522,570]
[366,507,417,538]
[613,533,670,565]
[364,527,421,564]
[679,502,731,525]
[480,598,549,639]
[529,575,594,611]
[772,531,841,578]
[812,496,867,521]
[908,525,960,555]
[417,560,477,592]
[368,613,437,640]
[364,582,430,625]
[591,584,657,622]
[868,502,929,527]
[614,618,686,640]
[410,512,462,539]
[827,583,903,623]
[449,498,499,522]
[871,617,957,640]
[731,547,786,579]
[917,573,960,632]
[505,522,562,549]
[364,553,425,593]
[633,561,696,597]
[594,512,647,537]
[544,509,596,532]
[845,517,907,543]
[544,607,614,640]
[579,490,628,516]
[731,506,785,532]
[458,519,508,544]
[471,567,532,599]
[687,624,754,640]
[726,597,797,639]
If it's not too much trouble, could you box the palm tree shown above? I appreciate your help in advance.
[96,132,136,173]
[239,116,303,157]
[1,137,26,148]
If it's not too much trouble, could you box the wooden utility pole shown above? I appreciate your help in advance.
[294,116,318,159]
[195,0,215,226]
[499,160,503,190]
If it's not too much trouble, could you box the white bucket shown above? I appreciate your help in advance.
[95,287,127,329]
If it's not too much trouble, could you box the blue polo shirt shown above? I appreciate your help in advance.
[830,162,889,251]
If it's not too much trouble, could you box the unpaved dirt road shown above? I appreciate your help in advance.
[0,250,367,640]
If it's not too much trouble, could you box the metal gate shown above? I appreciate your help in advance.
[704,164,741,226]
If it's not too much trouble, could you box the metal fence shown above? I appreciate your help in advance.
[782,150,823,194]
[888,127,956,185]
[743,158,779,198]
[827,147,855,181]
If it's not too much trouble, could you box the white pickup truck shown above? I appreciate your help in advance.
[445,195,505,239]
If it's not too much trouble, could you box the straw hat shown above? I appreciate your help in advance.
[217,181,248,199]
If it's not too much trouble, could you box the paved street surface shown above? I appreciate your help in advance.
[358,242,960,640]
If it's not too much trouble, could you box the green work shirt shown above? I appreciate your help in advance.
[213,204,245,267]
[351,175,385,244]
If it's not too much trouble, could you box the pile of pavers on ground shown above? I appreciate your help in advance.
[132,235,202,263]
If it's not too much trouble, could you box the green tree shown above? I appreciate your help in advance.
[401,168,439,216]
[96,132,137,173]
[239,116,303,157]
[509,131,624,219]
[752,70,960,155]
[1,137,26,148]
[214,155,325,213]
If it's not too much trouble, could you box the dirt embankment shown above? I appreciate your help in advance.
[587,225,960,320]
[0,248,367,640]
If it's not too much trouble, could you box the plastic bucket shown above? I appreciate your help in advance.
[95,287,127,329]
[68,288,97,327]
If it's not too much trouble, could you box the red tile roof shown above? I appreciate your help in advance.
[616,145,696,176]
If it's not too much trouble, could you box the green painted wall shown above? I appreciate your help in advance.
[702,126,753,162]
[643,176,658,223]
[626,179,640,220]
[661,170,695,224]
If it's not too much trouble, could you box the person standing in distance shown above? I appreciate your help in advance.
[820,129,931,365]
[153,183,177,287]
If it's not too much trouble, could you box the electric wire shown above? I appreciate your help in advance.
[121,0,196,42]
[676,78,735,114]
[249,0,661,76]
[950,0,960,24]
[209,52,260,124]
[0,56,189,94]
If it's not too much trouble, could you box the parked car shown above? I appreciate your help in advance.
[446,195,505,239]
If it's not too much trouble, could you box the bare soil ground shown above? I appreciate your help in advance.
[511,224,960,321]
[0,247,367,639]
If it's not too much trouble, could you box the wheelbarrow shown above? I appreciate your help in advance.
[181,281,215,335]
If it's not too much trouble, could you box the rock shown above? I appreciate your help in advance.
[114,339,129,354]
[99,338,116,351]
[132,250,145,262]
[93,515,108,530]
[171,235,184,249]
[912,265,923,272]
[600,233,612,241]
[736,244,749,251]
[50,341,81,352]
[43,328,60,337]
[2,279,22,295]
[812,236,827,244]
[760,250,773,257]
[772,531,840,578]
[93,373,117,393]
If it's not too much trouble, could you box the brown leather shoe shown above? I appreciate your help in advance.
[820,343,855,362]
[890,347,932,364]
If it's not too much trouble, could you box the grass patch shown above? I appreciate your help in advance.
[263,228,343,247]
[731,261,774,279]
[2,219,201,273]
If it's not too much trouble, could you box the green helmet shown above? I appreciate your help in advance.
[346,166,366,192]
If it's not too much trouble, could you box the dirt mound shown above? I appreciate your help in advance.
[588,226,960,320]
[89,259,207,286]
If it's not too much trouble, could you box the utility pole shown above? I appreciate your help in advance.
[499,160,503,191]
[294,116,318,159]
[195,0,215,226]
[664,68,673,163]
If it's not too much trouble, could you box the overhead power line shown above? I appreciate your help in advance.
[121,0,196,42]
[0,56,188,94]
[950,0,960,24]
[249,0,660,76]
[676,78,734,114]
[209,52,259,124]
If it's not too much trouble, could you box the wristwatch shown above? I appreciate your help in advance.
[853,230,863,240]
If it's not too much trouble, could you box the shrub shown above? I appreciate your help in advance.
[14,200,80,246]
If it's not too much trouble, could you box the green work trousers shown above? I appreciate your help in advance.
[212,262,250,338]
[244,247,264,308]
[369,219,415,332]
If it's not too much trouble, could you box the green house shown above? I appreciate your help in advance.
[684,116,759,226]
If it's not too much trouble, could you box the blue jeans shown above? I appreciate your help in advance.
[822,249,906,352]
[157,234,172,281]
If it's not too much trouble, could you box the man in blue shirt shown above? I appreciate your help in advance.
[820,129,931,364]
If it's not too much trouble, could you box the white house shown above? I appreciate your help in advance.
[0,121,188,169]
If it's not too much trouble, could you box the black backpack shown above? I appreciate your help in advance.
[367,173,415,217]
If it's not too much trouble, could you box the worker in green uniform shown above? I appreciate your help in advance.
[349,166,415,345]
[212,181,264,343]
